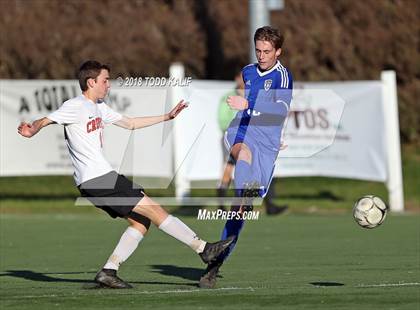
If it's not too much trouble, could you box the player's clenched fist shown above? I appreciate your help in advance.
[227,95,248,110]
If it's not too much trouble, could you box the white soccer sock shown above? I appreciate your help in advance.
[103,226,144,270]
[158,215,206,254]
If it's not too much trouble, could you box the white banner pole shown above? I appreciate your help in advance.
[381,70,404,212]
[169,63,190,200]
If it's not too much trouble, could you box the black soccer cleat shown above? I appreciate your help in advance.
[199,260,223,289]
[94,268,133,289]
[241,181,261,212]
[199,236,235,264]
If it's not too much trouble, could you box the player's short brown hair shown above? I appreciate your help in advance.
[77,60,110,91]
[254,26,284,50]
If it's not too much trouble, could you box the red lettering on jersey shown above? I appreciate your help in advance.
[95,117,102,130]
[86,117,103,133]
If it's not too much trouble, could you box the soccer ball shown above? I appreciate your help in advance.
[353,195,388,229]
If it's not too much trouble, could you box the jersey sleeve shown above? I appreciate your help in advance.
[47,100,81,125]
[273,71,293,116]
[100,103,123,124]
[241,65,251,86]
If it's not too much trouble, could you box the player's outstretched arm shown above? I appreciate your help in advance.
[17,117,54,138]
[114,100,188,130]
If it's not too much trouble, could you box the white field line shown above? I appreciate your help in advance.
[3,286,256,299]
[356,282,420,288]
[4,282,420,300]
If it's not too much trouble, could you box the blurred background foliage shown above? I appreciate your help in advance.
[0,0,418,143]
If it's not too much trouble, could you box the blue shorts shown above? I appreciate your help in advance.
[224,127,279,197]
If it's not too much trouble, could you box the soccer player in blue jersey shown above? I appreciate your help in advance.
[200,26,293,288]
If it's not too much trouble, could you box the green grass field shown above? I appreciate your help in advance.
[0,146,419,309]
[0,213,419,309]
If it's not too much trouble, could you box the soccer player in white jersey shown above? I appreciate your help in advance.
[18,60,234,289]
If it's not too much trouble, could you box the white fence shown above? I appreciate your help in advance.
[0,67,403,211]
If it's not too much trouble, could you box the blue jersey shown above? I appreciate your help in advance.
[227,61,293,151]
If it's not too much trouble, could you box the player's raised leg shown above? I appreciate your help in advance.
[222,142,261,243]
[230,143,257,198]
[132,194,235,264]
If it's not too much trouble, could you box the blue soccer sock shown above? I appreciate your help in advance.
[220,218,244,261]
[219,160,251,260]
[218,160,258,261]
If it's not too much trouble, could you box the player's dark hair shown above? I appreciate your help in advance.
[254,26,284,50]
[77,60,110,91]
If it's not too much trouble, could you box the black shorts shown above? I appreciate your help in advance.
[78,171,145,219]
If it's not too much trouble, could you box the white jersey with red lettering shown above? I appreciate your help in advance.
[47,95,122,185]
